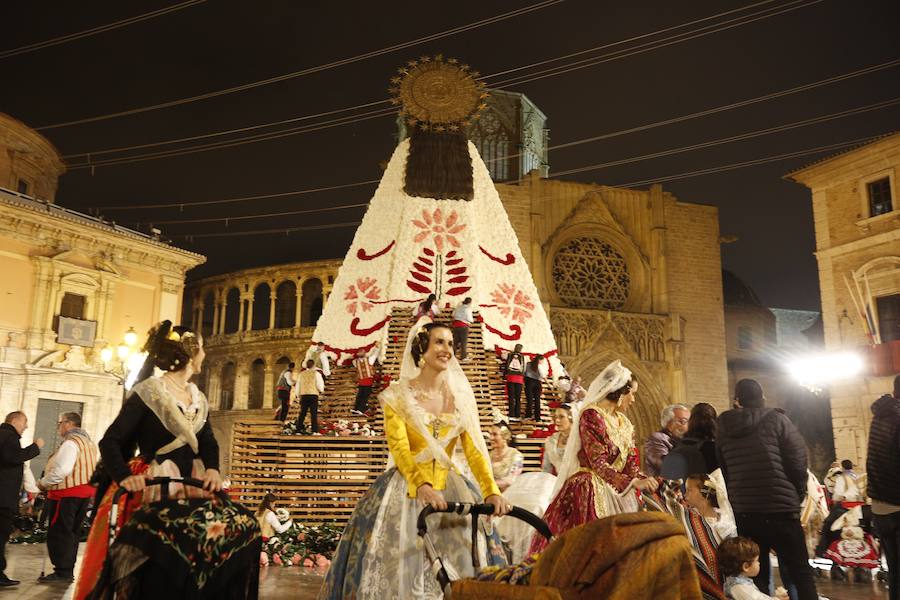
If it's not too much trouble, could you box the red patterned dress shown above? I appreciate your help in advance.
[529,405,643,554]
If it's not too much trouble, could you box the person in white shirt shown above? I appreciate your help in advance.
[719,536,789,599]
[255,493,293,540]
[451,297,474,360]
[275,362,295,421]
[304,342,331,377]
[815,459,863,558]
[36,412,99,583]
[295,360,325,433]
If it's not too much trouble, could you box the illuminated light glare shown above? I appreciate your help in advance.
[787,352,864,387]
[124,327,138,347]
[124,352,148,390]
[100,347,113,363]
[117,343,130,360]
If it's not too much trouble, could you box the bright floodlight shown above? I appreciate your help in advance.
[124,327,138,347]
[788,352,864,387]
[100,346,113,363]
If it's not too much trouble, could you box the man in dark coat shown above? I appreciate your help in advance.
[867,375,900,600]
[716,379,818,600]
[0,411,43,586]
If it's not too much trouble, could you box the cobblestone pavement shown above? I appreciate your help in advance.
[0,544,889,599]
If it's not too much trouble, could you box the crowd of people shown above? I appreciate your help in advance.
[0,312,896,600]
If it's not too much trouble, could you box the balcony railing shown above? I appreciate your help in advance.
[205,326,316,348]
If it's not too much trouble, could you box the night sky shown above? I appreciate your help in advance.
[3,0,899,311]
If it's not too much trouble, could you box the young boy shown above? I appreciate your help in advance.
[718,537,788,600]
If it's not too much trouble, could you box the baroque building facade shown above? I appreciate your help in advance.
[0,113,205,477]
[787,132,900,465]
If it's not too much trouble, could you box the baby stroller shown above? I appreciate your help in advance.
[86,476,261,600]
[418,502,553,599]
[824,505,881,583]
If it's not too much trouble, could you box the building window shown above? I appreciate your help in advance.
[738,326,753,350]
[17,179,30,195]
[60,293,86,319]
[552,237,630,310]
[867,177,893,217]
[877,293,900,343]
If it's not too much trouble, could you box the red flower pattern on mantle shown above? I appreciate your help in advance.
[411,208,466,253]
[490,284,535,323]
[344,277,381,315]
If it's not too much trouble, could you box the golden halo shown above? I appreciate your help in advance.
[392,56,487,128]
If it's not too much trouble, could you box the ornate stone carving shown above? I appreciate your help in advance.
[552,237,630,309]
[550,307,667,365]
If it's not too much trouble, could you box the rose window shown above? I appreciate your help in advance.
[552,237,630,309]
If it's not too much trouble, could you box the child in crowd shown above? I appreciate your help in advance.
[718,536,788,600]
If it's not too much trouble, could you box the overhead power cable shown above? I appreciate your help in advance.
[62,0,816,166]
[612,136,883,188]
[490,0,824,89]
[0,0,207,60]
[35,0,564,131]
[87,69,900,212]
[133,96,900,225]
[549,96,900,178]
[167,135,881,240]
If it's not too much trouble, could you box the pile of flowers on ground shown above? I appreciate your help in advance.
[261,521,342,569]
[282,419,377,436]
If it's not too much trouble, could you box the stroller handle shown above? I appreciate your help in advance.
[417,501,553,541]
[111,476,229,505]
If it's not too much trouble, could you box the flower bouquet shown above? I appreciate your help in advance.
[261,521,343,569]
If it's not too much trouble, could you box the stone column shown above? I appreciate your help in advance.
[263,365,275,408]
[219,299,228,334]
[245,299,254,331]
[212,302,221,336]
[234,365,250,410]
[238,295,247,332]
[195,302,205,333]
[27,258,54,348]
[649,184,670,314]
[294,282,303,328]
[268,290,277,330]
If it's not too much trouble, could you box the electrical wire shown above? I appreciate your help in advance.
[35,0,564,131]
[128,95,900,225]
[61,0,822,167]
[87,63,900,212]
[0,0,207,60]
[167,135,883,239]
[612,135,883,188]
[549,96,900,178]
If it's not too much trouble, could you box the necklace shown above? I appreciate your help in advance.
[163,375,190,393]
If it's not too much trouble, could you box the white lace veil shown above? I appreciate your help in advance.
[381,317,491,471]
[549,359,633,501]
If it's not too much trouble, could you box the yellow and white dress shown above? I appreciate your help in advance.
[319,381,505,600]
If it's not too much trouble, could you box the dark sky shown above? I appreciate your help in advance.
[3,0,899,310]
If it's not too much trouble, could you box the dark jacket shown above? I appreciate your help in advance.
[661,435,717,479]
[866,394,900,505]
[0,422,41,509]
[716,407,808,514]
[99,390,219,484]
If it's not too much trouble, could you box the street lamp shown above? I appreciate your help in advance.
[101,326,146,395]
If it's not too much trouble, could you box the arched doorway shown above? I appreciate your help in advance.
[275,280,297,328]
[248,358,266,409]
[301,278,323,326]
[221,362,236,410]
[223,287,241,333]
[252,282,271,330]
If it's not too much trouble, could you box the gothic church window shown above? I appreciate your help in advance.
[552,237,630,309]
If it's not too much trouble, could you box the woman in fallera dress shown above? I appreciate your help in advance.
[319,321,510,600]
[529,360,658,555]
[75,321,225,600]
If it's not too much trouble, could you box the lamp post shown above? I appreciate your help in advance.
[100,327,146,401]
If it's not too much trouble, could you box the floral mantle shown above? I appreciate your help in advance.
[260,522,342,569]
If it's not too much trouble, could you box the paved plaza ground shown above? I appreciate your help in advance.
[0,543,890,599]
